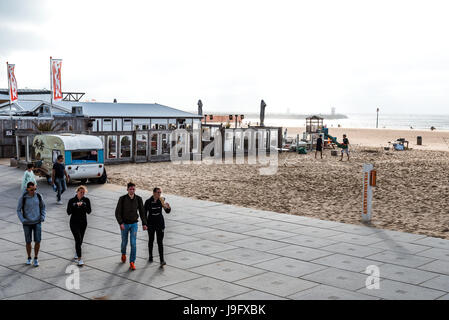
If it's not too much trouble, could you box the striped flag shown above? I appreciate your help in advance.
[7,63,18,103]
[50,58,62,101]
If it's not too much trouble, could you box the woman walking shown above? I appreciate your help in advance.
[67,185,91,266]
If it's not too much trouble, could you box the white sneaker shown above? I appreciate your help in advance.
[78,259,84,266]
[74,254,78,261]
[26,257,32,265]
[33,258,39,267]
[57,200,63,205]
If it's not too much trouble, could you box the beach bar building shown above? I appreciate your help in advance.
[1,88,282,166]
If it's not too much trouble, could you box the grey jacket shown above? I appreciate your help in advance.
[17,192,46,225]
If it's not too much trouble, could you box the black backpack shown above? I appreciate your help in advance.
[22,192,44,219]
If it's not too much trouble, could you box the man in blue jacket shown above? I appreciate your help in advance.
[17,181,46,267]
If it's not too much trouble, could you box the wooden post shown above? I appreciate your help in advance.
[15,135,20,160]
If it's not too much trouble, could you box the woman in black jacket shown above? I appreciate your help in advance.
[67,185,91,266]
[144,187,171,267]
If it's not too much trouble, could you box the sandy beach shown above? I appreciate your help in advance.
[107,128,449,240]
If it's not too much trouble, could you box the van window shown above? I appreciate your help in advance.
[71,150,98,163]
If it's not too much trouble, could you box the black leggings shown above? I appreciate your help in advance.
[70,220,87,258]
[147,227,164,261]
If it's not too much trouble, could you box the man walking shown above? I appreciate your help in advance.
[115,182,146,270]
[144,187,171,267]
[17,182,46,267]
[52,155,70,204]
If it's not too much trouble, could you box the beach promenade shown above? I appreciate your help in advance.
[1,164,448,300]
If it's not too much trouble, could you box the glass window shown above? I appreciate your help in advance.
[72,150,98,163]
[185,119,193,130]
[161,133,170,155]
[193,119,201,130]
[120,135,132,158]
[92,119,98,132]
[134,119,150,131]
[168,119,177,130]
[107,136,117,159]
[136,134,147,157]
[150,133,158,155]
[115,119,122,131]
[103,119,112,131]
[152,119,168,130]
[177,119,186,129]
[123,119,132,131]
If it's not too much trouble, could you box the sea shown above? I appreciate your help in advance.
[245,113,449,131]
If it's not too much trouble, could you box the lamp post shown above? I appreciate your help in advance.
[376,108,379,129]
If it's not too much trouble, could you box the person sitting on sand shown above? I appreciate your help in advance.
[340,134,350,161]
[315,134,323,159]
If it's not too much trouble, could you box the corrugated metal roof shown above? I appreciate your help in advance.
[54,101,202,118]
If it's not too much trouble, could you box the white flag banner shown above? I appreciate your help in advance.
[51,58,62,101]
[7,63,18,102]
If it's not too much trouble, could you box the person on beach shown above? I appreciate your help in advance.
[315,134,323,159]
[16,182,46,267]
[340,134,350,161]
[115,182,146,270]
[144,187,171,267]
[21,163,37,193]
[67,185,91,267]
[52,155,70,204]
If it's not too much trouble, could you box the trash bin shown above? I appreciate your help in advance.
[417,136,422,145]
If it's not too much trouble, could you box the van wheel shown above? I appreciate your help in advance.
[80,179,88,184]
[97,169,107,184]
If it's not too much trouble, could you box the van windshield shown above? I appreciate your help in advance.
[72,150,98,163]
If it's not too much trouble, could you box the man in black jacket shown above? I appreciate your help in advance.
[115,182,147,270]
[144,187,171,267]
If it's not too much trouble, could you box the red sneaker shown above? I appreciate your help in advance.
[121,254,126,263]
[129,262,136,270]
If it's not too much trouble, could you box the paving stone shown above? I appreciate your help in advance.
[0,250,56,267]
[197,230,251,243]
[311,254,382,272]
[412,237,449,250]
[183,217,227,227]
[376,263,440,285]
[254,257,327,277]
[328,233,384,246]
[84,255,152,274]
[189,261,266,282]
[418,259,449,275]
[331,224,381,236]
[252,220,308,233]
[268,245,333,261]
[370,240,431,255]
[212,222,263,233]
[321,242,386,258]
[173,239,237,255]
[162,232,201,246]
[82,282,177,300]
[280,234,339,248]
[417,247,449,262]
[419,275,449,292]
[236,272,318,297]
[163,276,251,300]
[243,228,297,241]
[212,248,280,266]
[123,265,202,287]
[162,251,221,269]
[8,257,89,279]
[44,268,132,294]
[226,290,286,300]
[357,279,446,300]
[5,287,87,300]
[293,226,343,238]
[289,284,380,300]
[227,237,289,251]
[301,268,369,291]
[371,229,428,243]
[367,251,434,268]
[0,270,54,299]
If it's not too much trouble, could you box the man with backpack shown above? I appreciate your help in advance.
[16,181,46,267]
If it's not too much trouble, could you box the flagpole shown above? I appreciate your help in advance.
[7,62,12,120]
[50,56,53,114]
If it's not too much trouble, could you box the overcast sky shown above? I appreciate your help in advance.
[1,0,449,115]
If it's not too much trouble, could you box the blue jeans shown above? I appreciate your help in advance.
[55,177,66,201]
[121,222,138,263]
